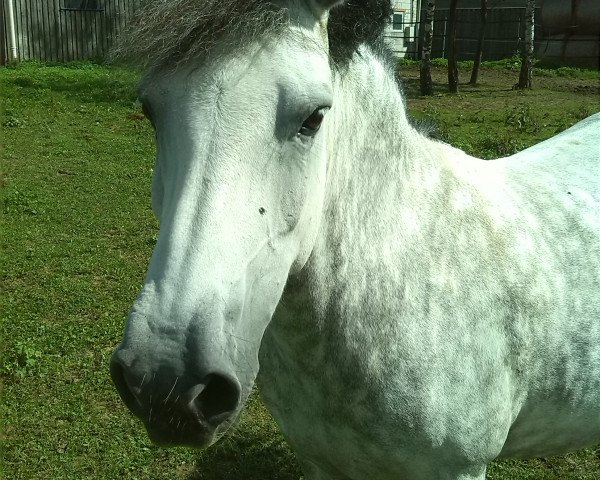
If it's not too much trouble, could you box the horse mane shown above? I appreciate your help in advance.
[109,0,392,70]
[329,0,392,67]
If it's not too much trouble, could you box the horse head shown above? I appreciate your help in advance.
[110,0,340,447]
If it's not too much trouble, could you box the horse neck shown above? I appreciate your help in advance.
[322,46,447,245]
[280,47,449,326]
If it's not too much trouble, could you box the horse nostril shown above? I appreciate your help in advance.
[110,354,143,416]
[191,373,241,425]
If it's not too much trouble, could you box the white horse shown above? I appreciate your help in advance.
[110,1,600,478]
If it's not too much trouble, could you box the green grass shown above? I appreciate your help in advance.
[399,56,600,80]
[1,61,599,479]
[399,62,600,159]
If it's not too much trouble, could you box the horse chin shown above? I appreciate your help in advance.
[146,424,216,449]
[145,411,241,449]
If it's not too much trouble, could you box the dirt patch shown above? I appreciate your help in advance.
[398,65,600,100]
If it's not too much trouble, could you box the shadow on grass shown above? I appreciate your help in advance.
[187,392,302,480]
[399,77,449,99]
[188,433,301,480]
[187,433,600,480]
[488,447,600,480]
[399,76,517,100]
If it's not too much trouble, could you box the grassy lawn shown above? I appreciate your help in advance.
[399,59,600,158]
[1,61,599,480]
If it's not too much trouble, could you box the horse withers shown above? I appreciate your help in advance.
[109,1,600,478]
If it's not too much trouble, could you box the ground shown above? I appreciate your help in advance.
[1,61,599,479]
[399,59,600,158]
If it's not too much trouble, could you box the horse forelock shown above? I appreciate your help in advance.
[109,0,286,70]
[109,0,392,71]
[328,0,392,67]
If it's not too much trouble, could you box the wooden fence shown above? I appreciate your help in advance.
[1,1,597,67]
[1,0,141,64]
[427,7,543,61]
[394,6,597,68]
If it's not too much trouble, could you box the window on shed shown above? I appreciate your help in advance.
[392,13,404,31]
[63,0,104,11]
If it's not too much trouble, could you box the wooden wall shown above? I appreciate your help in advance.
[427,7,543,61]
[1,0,141,64]
[1,1,596,67]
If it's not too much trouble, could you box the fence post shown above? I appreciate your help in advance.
[441,17,447,59]
[5,0,17,62]
[0,0,5,65]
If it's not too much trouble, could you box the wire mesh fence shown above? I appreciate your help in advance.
[1,2,598,68]
[387,6,598,68]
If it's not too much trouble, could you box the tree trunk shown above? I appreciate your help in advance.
[420,1,436,96]
[516,0,535,89]
[0,0,6,66]
[469,0,488,85]
[447,0,459,93]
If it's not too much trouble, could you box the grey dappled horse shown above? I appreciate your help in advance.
[110,1,600,478]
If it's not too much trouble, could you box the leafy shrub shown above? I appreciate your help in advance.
[477,135,525,158]
[1,341,43,380]
[2,116,23,128]
[2,188,46,216]
[505,105,540,133]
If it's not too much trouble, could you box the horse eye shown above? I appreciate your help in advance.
[299,107,328,137]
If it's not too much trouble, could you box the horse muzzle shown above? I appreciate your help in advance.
[110,350,242,448]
